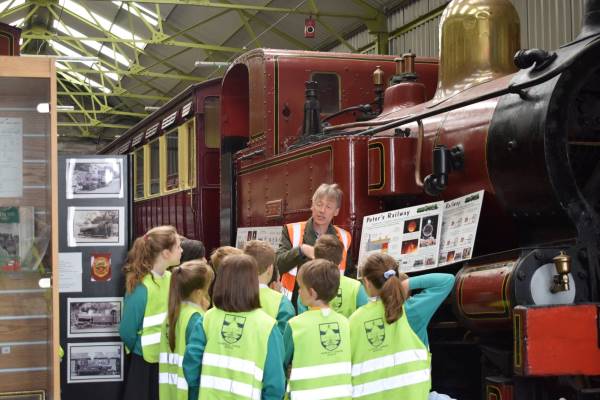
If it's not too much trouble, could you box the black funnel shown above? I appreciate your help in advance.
[577,0,600,40]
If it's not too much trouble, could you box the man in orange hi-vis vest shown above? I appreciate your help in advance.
[275,183,353,308]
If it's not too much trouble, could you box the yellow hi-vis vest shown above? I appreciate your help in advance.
[280,221,351,300]
[288,308,352,399]
[199,307,276,400]
[140,271,171,363]
[349,300,431,399]
[158,302,204,400]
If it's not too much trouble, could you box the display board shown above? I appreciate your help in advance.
[58,155,131,400]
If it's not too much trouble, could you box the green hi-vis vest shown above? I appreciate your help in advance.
[200,307,276,400]
[331,276,362,318]
[288,308,352,400]
[349,300,431,399]
[141,271,171,363]
[259,285,283,319]
[158,302,204,400]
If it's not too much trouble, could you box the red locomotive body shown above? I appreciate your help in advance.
[220,49,438,249]
[101,79,222,252]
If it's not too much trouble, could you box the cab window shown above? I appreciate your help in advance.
[310,72,340,114]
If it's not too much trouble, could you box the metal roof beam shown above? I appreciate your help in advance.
[57,90,169,101]
[121,0,374,19]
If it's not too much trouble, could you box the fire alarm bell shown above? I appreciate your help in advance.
[304,17,316,38]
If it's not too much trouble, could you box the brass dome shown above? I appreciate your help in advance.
[433,0,521,102]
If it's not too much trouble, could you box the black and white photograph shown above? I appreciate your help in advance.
[67,297,122,338]
[66,158,123,199]
[67,342,124,383]
[67,207,125,247]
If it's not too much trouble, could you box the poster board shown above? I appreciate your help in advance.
[358,191,485,272]
[58,155,130,400]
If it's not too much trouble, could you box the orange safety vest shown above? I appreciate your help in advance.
[280,221,352,300]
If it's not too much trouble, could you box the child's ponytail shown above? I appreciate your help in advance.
[361,253,408,324]
[168,267,184,352]
[166,260,214,351]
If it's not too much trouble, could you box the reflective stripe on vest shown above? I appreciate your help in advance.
[158,302,203,400]
[141,271,171,363]
[349,301,431,399]
[288,309,352,400]
[280,222,351,300]
[200,308,276,400]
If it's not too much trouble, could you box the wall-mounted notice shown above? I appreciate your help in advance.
[438,190,484,266]
[0,117,23,198]
[236,226,283,250]
[59,252,82,293]
[358,201,444,273]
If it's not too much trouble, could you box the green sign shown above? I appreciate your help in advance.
[0,207,19,224]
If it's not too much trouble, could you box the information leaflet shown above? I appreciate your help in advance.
[438,190,484,266]
[358,201,444,273]
[236,226,283,250]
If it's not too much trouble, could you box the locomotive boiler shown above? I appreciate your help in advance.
[223,0,600,398]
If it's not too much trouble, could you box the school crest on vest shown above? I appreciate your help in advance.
[319,322,341,351]
[330,288,343,309]
[221,314,246,344]
[364,318,385,348]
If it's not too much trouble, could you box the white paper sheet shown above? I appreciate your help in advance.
[59,252,82,293]
[0,118,23,198]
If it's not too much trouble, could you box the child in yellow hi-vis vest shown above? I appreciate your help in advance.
[158,260,213,400]
[244,240,296,335]
[350,253,454,399]
[284,259,352,399]
[120,225,183,400]
[297,234,368,317]
[183,254,286,400]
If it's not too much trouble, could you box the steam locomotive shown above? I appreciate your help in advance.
[102,0,600,397]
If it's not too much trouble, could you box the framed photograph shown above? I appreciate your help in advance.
[67,342,124,383]
[67,297,122,338]
[67,207,124,247]
[66,158,124,199]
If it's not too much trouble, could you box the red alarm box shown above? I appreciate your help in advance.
[304,17,315,38]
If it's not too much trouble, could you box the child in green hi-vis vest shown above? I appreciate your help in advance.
[244,240,296,335]
[283,259,353,400]
[120,225,183,400]
[349,253,455,400]
[159,260,214,400]
[183,254,286,400]
[297,234,369,317]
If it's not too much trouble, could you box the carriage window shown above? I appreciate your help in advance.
[134,148,144,199]
[149,139,160,195]
[165,129,179,190]
[204,96,220,148]
[310,72,340,114]
[184,119,196,187]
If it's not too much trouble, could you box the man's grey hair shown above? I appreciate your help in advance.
[312,183,343,208]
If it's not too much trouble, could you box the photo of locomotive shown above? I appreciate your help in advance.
[101,0,600,398]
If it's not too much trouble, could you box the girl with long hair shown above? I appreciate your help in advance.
[182,254,285,400]
[158,260,213,400]
[120,225,182,400]
[349,253,454,399]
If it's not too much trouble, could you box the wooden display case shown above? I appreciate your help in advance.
[0,56,58,400]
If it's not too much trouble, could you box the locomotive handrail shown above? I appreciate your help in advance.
[415,119,425,188]
[321,41,598,138]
